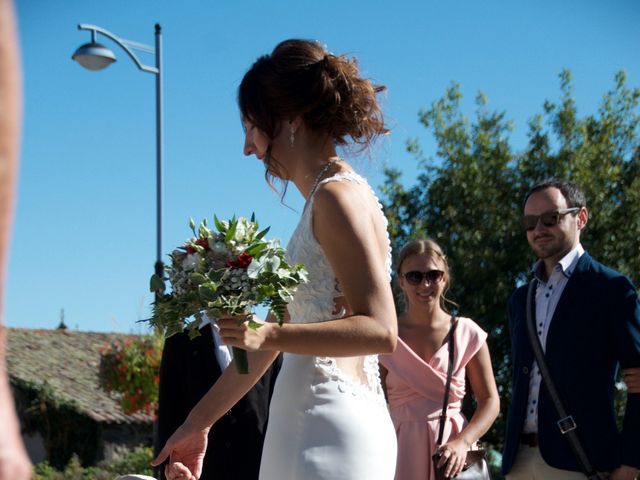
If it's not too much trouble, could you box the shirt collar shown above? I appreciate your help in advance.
[558,243,584,277]
[532,243,585,282]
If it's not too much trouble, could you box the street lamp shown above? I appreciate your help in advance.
[72,23,164,280]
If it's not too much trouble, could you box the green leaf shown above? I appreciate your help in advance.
[247,318,263,330]
[199,283,219,301]
[214,214,225,233]
[149,274,165,293]
[270,302,286,326]
[246,242,267,258]
[255,226,270,241]
[226,217,237,241]
[190,272,208,285]
[233,347,249,374]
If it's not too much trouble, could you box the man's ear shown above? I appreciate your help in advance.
[577,207,589,230]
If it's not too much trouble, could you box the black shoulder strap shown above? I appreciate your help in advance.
[436,316,458,446]
[525,280,604,480]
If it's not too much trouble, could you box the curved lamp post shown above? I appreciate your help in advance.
[72,23,164,280]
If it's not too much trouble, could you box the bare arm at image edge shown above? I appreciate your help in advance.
[0,0,32,478]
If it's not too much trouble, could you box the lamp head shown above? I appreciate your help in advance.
[72,42,116,71]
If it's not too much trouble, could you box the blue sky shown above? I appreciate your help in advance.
[7,0,640,333]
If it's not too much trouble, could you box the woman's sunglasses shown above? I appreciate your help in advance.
[521,208,580,231]
[401,270,444,286]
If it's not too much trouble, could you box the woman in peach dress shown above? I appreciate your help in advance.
[379,239,500,479]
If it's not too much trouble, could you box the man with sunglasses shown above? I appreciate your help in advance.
[502,179,640,480]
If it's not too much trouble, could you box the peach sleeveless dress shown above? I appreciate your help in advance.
[379,317,487,480]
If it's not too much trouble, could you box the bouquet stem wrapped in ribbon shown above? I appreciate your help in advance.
[149,214,307,374]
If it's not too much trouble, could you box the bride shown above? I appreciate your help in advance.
[153,39,398,480]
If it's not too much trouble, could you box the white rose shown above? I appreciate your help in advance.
[234,222,247,241]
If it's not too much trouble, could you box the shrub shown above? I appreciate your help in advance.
[99,334,163,415]
[33,446,155,480]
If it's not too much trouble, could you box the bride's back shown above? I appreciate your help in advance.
[286,170,392,391]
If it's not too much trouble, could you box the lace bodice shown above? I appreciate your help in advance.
[286,171,392,401]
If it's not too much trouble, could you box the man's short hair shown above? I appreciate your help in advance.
[523,179,587,209]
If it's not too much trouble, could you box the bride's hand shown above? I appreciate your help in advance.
[151,420,209,480]
[217,314,276,351]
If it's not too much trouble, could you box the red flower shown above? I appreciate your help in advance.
[185,238,209,254]
[195,238,210,250]
[227,252,253,269]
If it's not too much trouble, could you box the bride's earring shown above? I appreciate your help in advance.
[290,127,295,148]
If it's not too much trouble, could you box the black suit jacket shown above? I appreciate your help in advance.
[502,252,640,475]
[156,324,281,480]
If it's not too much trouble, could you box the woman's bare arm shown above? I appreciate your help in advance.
[218,181,397,357]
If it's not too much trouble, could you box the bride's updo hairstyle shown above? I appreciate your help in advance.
[238,39,388,188]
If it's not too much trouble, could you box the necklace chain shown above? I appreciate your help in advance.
[308,158,341,199]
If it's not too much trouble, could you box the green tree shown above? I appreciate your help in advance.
[380,70,640,450]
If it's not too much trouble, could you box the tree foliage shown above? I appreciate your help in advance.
[380,70,640,449]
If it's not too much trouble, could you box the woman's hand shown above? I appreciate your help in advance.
[151,420,210,480]
[217,314,276,352]
[435,437,471,478]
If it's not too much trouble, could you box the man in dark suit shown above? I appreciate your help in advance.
[156,321,281,480]
[502,179,640,479]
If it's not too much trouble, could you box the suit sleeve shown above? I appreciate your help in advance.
[155,333,190,467]
[611,275,640,468]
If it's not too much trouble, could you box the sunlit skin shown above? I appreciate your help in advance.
[242,120,270,163]
[154,116,398,480]
[0,1,33,479]
[523,187,638,480]
[380,251,500,479]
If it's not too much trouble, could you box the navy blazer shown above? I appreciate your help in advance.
[155,324,281,480]
[502,252,640,475]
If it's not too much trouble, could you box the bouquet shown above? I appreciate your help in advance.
[149,214,307,373]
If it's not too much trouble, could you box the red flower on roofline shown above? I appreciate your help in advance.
[99,334,163,416]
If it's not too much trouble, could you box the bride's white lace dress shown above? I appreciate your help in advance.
[259,172,397,480]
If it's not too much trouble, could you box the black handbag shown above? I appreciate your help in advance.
[432,316,492,480]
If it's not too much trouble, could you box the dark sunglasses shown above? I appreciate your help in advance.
[521,208,580,231]
[401,270,445,286]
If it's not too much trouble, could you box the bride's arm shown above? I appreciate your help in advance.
[218,182,397,357]
[152,347,279,478]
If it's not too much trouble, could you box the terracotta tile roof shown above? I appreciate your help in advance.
[5,327,153,425]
